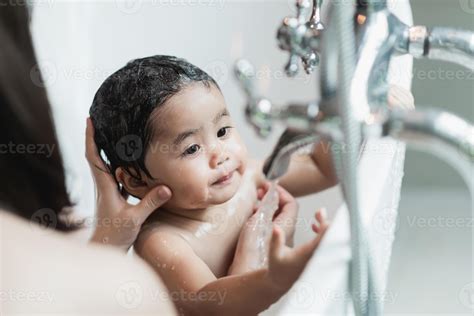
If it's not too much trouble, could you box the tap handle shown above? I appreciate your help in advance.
[296,0,311,22]
[234,59,257,99]
[302,51,319,74]
[308,0,324,30]
[285,53,300,77]
[234,59,274,138]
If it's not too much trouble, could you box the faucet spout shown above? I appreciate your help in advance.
[406,26,474,70]
[383,108,474,191]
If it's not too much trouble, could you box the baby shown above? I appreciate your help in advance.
[89,55,410,315]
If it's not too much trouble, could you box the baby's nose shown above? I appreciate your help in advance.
[209,144,228,168]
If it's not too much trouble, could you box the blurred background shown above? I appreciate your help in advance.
[386,1,473,314]
[29,0,472,314]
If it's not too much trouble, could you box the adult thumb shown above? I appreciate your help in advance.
[136,185,172,221]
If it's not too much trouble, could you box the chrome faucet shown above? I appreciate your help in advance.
[236,0,474,186]
[277,0,324,76]
[235,0,474,315]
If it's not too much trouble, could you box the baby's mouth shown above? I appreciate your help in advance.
[212,170,235,186]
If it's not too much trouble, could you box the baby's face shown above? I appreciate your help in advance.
[144,83,248,210]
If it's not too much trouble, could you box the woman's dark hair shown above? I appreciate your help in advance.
[90,55,218,190]
[0,5,79,231]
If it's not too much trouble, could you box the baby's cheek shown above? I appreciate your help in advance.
[175,166,211,207]
[232,139,248,175]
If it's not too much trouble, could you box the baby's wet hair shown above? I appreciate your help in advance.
[89,55,219,189]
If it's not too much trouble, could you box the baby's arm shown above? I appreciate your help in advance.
[135,214,328,315]
[278,144,337,197]
[253,141,338,198]
[135,231,282,315]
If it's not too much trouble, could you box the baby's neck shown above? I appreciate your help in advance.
[159,202,231,224]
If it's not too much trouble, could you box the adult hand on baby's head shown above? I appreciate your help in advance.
[85,118,171,251]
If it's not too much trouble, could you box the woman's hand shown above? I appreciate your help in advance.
[85,118,172,251]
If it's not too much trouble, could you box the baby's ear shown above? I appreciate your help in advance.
[115,167,149,199]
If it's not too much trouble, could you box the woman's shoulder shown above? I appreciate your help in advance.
[0,210,176,315]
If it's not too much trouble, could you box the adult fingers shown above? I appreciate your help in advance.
[85,118,118,193]
[135,185,172,224]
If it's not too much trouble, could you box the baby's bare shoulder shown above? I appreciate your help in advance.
[135,223,190,257]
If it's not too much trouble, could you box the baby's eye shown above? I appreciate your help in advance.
[183,144,200,156]
[217,126,232,138]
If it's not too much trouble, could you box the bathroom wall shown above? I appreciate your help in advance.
[386,1,473,314]
[404,0,474,190]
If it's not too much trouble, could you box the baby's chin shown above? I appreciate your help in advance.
[206,171,242,205]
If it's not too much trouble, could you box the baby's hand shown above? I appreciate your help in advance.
[257,183,298,247]
[266,208,329,292]
[228,184,298,275]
